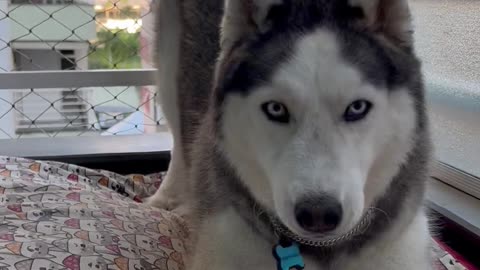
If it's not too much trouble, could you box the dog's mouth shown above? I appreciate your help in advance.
[269,209,374,247]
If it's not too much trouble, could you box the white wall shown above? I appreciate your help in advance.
[9,4,96,42]
[75,46,89,70]
[411,0,480,86]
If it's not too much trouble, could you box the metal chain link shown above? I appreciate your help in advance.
[270,209,374,247]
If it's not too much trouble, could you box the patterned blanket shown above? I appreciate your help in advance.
[0,156,472,270]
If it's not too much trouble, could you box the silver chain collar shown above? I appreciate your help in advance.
[270,209,374,247]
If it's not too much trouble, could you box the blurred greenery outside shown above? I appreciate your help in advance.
[88,30,141,69]
[88,6,142,69]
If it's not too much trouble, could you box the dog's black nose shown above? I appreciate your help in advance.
[294,196,343,233]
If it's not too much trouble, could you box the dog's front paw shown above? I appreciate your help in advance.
[145,191,180,211]
[145,191,192,220]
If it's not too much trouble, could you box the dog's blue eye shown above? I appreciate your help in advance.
[344,100,372,122]
[262,101,290,124]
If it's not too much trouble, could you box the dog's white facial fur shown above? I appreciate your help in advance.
[220,29,417,239]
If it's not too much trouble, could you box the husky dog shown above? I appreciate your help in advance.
[150,0,433,269]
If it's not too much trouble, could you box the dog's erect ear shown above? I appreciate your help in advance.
[350,0,413,48]
[220,0,284,50]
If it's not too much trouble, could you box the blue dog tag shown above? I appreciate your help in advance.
[273,242,305,270]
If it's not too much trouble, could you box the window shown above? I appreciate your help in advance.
[409,0,480,200]
[0,0,162,143]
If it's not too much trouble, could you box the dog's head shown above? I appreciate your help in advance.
[215,0,425,240]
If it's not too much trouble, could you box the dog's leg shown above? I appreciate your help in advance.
[146,149,191,217]
[146,0,191,216]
